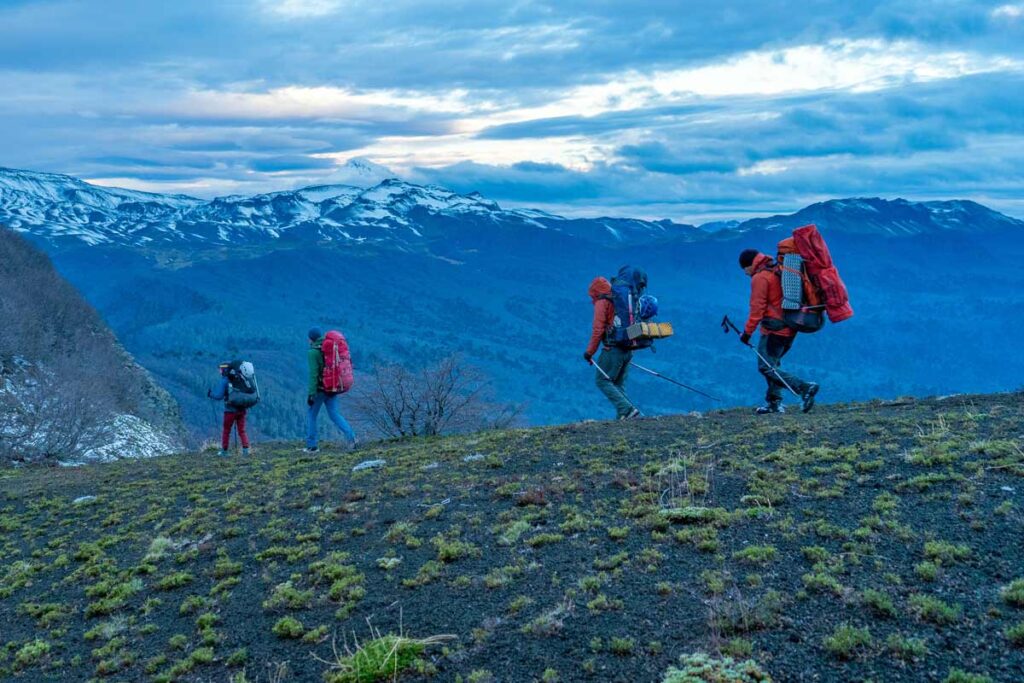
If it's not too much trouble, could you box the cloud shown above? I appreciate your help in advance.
[1,1,1023,217]
[992,3,1024,20]
[260,0,347,19]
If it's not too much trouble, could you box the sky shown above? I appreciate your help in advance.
[1,0,1023,223]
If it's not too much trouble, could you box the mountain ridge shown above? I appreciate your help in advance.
[3,166,1021,253]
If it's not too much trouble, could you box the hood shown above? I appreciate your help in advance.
[613,265,648,293]
[750,253,774,274]
[589,276,611,301]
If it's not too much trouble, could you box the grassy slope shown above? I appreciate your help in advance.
[1,395,1023,682]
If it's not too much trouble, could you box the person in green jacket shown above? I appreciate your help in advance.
[305,328,357,452]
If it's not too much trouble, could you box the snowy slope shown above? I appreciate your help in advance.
[732,197,1023,236]
[0,167,697,249]
[3,167,1020,251]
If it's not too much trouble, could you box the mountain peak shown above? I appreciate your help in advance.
[320,157,397,188]
[733,196,1023,236]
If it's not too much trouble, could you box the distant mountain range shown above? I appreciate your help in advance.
[2,166,1019,254]
[3,164,1023,443]
[0,165,698,249]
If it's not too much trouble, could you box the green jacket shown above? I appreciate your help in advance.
[307,339,324,397]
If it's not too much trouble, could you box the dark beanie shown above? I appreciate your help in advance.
[308,327,323,341]
[738,249,759,269]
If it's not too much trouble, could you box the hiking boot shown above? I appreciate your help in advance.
[303,446,319,454]
[217,449,230,457]
[755,403,785,415]
[801,383,820,413]
[619,408,641,420]
[242,448,250,457]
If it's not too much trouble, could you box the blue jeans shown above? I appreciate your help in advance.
[306,392,356,447]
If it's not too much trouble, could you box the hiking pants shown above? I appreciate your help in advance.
[757,334,811,405]
[222,410,250,450]
[595,346,634,418]
[306,392,356,447]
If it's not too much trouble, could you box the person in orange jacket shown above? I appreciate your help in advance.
[739,249,819,414]
[584,276,640,419]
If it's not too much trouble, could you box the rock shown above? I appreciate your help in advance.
[422,462,440,470]
[463,453,486,462]
[1001,486,1015,493]
[352,459,386,472]
[72,495,97,505]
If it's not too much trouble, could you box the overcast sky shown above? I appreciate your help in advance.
[2,0,1023,222]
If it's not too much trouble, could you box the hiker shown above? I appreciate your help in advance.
[305,327,357,452]
[738,249,819,414]
[207,360,258,456]
[584,269,643,420]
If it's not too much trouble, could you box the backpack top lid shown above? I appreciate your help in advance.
[777,236,798,256]
[612,265,648,293]
[238,361,255,379]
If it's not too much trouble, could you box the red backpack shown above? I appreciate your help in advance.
[775,224,853,333]
[321,330,354,394]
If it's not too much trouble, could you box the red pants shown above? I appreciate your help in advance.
[222,411,250,449]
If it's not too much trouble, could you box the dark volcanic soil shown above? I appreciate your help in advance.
[1,394,1023,682]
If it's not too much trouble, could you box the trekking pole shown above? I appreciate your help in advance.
[588,360,641,414]
[592,361,613,382]
[628,362,721,402]
[720,316,800,397]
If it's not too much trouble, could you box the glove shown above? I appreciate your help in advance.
[739,332,751,346]
[583,352,593,364]
[307,395,315,407]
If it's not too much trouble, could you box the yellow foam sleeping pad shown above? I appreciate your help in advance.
[627,321,674,340]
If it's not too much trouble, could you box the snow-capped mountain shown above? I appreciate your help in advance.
[2,167,1021,253]
[731,197,1023,236]
[0,167,696,249]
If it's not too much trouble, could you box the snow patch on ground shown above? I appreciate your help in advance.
[77,414,180,464]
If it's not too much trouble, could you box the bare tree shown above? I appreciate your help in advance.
[0,228,178,463]
[0,357,114,463]
[352,354,522,439]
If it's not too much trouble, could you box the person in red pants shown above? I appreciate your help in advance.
[208,363,251,456]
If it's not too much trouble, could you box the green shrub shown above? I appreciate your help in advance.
[155,571,194,591]
[609,637,635,656]
[1002,579,1024,607]
[732,545,778,566]
[323,634,451,683]
[1007,621,1024,647]
[272,616,304,639]
[262,581,313,611]
[909,594,962,624]
[923,541,971,564]
[823,624,873,660]
[886,633,927,660]
[944,669,993,683]
[661,653,771,682]
[862,589,897,618]
[914,561,939,582]
[13,640,50,670]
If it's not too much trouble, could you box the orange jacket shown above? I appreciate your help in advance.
[744,253,795,338]
[587,277,615,355]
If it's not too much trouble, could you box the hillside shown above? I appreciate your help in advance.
[1,394,1022,681]
[0,228,183,463]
